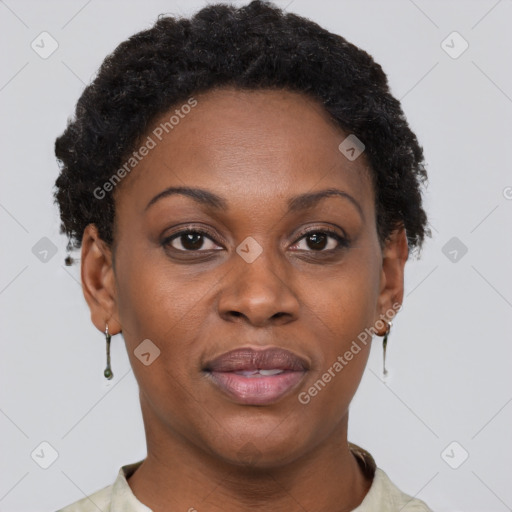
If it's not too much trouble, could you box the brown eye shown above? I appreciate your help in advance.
[163,230,221,252]
[304,232,329,250]
[291,229,348,252]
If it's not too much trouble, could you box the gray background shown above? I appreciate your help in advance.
[1,0,511,510]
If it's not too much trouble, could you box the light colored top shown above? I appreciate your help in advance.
[57,444,433,511]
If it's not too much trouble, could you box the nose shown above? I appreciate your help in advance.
[217,250,300,327]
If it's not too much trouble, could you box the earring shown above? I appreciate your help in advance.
[381,320,392,377]
[104,323,113,380]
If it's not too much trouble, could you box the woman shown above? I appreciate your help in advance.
[54,1,432,510]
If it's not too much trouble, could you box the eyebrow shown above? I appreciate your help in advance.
[288,188,363,220]
[145,186,228,212]
[144,186,363,219]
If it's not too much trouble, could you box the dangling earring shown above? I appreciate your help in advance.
[104,323,113,380]
[381,320,392,377]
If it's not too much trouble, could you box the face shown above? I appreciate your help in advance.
[82,87,407,468]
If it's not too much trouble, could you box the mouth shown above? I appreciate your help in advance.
[203,347,309,405]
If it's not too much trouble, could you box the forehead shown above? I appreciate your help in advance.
[114,87,374,213]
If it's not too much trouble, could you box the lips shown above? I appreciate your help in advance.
[203,347,309,405]
[204,347,309,372]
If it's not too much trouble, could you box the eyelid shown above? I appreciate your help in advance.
[164,223,221,239]
[292,225,348,243]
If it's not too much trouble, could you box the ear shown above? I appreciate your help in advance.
[376,227,409,324]
[80,224,122,335]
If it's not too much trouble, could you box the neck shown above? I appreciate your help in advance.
[127,400,372,512]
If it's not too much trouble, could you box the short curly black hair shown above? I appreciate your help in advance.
[54,0,429,262]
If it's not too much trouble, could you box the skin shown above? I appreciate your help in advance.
[81,87,408,512]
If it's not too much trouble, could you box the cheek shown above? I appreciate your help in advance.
[114,251,217,393]
[303,254,381,343]
[296,284,373,437]
[294,253,380,414]
[114,259,210,429]
[115,247,208,341]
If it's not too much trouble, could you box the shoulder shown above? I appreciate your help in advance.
[56,483,113,512]
[55,460,146,512]
[358,467,433,512]
[348,443,433,512]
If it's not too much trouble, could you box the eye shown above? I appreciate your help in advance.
[163,229,222,252]
[290,228,349,252]
[162,227,348,254]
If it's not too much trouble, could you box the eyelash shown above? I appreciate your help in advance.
[162,226,349,253]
